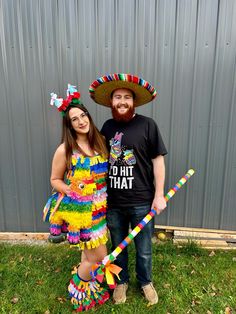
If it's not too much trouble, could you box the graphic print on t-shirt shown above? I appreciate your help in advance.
[109,132,136,189]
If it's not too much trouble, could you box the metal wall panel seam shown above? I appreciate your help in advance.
[184,0,199,226]
[16,0,36,231]
[133,0,139,74]
[0,0,6,230]
[71,0,78,85]
[56,0,63,91]
[151,0,159,120]
[166,0,178,225]
[171,0,197,226]
[93,0,100,123]
[219,59,236,228]
[0,177,5,230]
[146,1,157,91]
[219,2,236,229]
[35,0,53,230]
[201,0,220,228]
[0,0,21,230]
[152,0,176,226]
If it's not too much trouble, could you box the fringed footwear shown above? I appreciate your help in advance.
[68,272,110,312]
[48,223,66,243]
[48,233,66,243]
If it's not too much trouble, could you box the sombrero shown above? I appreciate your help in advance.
[89,73,157,107]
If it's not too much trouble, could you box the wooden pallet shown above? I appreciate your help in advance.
[173,231,236,249]
[155,225,236,250]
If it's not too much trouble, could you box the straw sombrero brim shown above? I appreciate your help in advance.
[89,73,157,107]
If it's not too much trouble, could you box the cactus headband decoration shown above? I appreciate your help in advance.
[50,84,81,116]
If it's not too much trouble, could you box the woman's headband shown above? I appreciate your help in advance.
[50,84,81,116]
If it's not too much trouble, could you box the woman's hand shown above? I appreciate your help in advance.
[61,184,71,196]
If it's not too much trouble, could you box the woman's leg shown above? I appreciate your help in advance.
[77,244,107,280]
[80,251,86,263]
[68,243,110,311]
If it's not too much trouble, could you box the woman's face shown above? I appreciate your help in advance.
[69,107,90,135]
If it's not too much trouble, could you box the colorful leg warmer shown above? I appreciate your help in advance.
[50,223,62,236]
[68,272,109,312]
[67,231,80,245]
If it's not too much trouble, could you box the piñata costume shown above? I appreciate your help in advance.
[43,84,110,311]
[43,152,108,249]
[43,152,110,311]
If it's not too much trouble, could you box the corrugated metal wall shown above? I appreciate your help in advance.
[0,0,235,232]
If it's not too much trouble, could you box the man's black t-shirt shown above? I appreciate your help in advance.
[101,114,167,207]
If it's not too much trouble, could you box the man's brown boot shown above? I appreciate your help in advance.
[142,283,158,305]
[113,283,128,304]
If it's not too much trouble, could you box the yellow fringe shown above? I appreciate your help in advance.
[72,154,107,167]
[51,211,92,229]
[72,169,90,179]
[89,155,107,166]
[75,233,108,250]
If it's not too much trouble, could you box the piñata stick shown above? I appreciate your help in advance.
[105,169,194,265]
[92,169,195,286]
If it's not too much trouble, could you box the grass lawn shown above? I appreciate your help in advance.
[0,240,236,314]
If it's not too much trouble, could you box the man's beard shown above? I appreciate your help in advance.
[112,106,135,122]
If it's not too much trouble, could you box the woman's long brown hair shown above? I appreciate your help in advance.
[61,104,108,169]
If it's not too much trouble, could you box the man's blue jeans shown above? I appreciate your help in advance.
[106,205,154,287]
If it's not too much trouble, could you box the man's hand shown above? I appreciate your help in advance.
[151,195,167,215]
[102,255,111,266]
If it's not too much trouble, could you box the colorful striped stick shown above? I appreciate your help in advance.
[104,169,195,265]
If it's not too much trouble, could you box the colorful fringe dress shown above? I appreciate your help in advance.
[43,152,110,311]
[43,152,108,248]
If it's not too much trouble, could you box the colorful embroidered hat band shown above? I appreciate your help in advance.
[89,73,157,107]
[50,84,82,115]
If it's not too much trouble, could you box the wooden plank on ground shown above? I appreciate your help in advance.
[174,242,236,250]
[203,247,236,250]
[174,230,236,242]
[0,232,49,240]
[155,225,236,234]
[173,238,229,247]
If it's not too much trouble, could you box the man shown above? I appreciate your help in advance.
[89,73,167,305]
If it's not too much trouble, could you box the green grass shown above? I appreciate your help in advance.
[0,240,236,314]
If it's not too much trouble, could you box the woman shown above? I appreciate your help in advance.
[43,84,109,311]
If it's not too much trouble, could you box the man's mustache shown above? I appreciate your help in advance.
[116,104,129,108]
